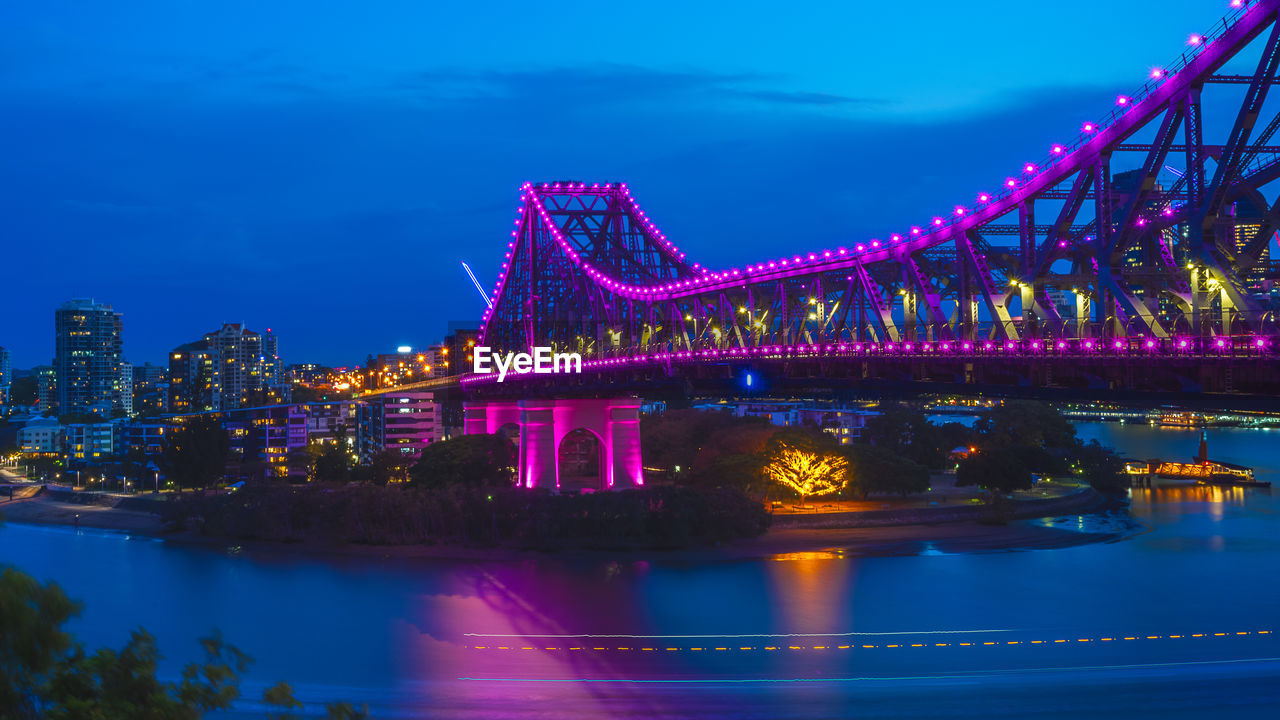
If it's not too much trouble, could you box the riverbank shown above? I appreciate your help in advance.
[0,494,166,533]
[0,484,1128,562]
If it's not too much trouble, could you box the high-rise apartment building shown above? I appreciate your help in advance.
[167,324,287,412]
[34,365,57,412]
[1231,196,1272,296]
[0,346,10,404]
[54,299,129,417]
[132,362,168,415]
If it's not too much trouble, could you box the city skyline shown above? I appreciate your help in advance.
[0,0,1251,368]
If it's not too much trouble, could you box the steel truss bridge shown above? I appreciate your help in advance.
[469,0,1280,399]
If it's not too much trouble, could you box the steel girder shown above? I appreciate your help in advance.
[479,2,1280,362]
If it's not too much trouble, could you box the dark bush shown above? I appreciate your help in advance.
[166,484,770,550]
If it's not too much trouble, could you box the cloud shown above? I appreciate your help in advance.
[388,64,883,111]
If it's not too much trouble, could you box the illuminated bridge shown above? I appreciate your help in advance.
[459,0,1280,488]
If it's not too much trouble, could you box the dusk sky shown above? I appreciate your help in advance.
[0,0,1244,368]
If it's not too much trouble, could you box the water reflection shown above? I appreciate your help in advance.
[1132,485,1256,523]
[4,420,1280,717]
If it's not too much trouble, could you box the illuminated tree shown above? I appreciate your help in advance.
[763,442,848,506]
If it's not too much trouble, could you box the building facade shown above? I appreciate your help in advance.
[54,298,129,417]
[0,346,10,404]
[132,362,168,415]
[19,418,63,456]
[167,324,287,413]
[357,391,441,463]
[65,422,118,467]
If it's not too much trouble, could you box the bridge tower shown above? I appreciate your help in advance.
[463,397,644,491]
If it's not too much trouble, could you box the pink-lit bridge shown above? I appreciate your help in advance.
[464,0,1280,488]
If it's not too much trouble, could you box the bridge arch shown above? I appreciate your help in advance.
[464,397,644,491]
[557,427,604,492]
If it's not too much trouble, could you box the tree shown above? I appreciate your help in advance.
[159,416,230,492]
[1074,439,1129,495]
[0,568,81,718]
[311,443,351,484]
[8,376,37,406]
[844,444,930,498]
[641,409,772,477]
[955,447,1033,494]
[975,401,1077,450]
[861,403,949,469]
[762,429,848,506]
[369,449,412,485]
[410,434,517,489]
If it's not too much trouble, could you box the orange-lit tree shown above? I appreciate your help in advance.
[763,441,848,507]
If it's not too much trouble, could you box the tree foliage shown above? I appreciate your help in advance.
[762,428,848,503]
[409,433,517,489]
[159,416,230,491]
[0,564,259,719]
[1074,439,1129,494]
[843,443,931,498]
[9,376,38,406]
[975,401,1077,450]
[861,403,952,469]
[955,447,1034,494]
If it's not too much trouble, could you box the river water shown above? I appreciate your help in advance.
[2,422,1279,718]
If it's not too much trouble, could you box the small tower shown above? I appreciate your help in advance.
[1196,430,1209,464]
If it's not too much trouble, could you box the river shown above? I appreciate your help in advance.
[2,422,1278,718]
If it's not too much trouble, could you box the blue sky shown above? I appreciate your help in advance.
[0,0,1242,367]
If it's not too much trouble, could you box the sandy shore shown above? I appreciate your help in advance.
[0,489,1130,562]
[0,495,166,534]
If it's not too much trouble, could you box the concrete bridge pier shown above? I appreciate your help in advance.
[464,397,645,491]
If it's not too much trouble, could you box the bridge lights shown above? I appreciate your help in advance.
[1023,163,1037,174]
[955,207,966,216]
[1083,122,1097,132]
[1051,145,1064,154]
[933,217,943,226]
[1006,178,1017,188]
[911,226,922,235]
[1178,339,1189,349]
[962,342,973,350]
[1116,95,1131,106]
[1189,34,1203,46]
[978,194,990,203]
[1150,68,1165,79]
